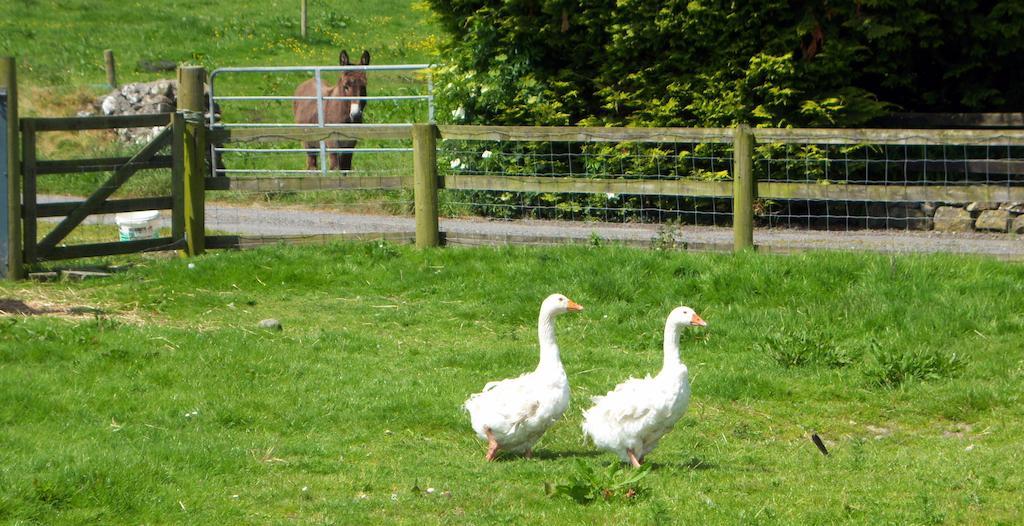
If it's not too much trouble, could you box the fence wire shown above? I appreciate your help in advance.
[438,137,735,226]
[755,137,1024,231]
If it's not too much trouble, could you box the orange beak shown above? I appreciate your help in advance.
[567,300,584,312]
[691,313,707,326]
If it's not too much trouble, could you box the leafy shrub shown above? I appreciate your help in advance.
[545,460,650,505]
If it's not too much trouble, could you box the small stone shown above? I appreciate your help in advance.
[933,206,974,232]
[1000,202,1024,214]
[258,319,283,331]
[967,201,998,213]
[975,209,1011,232]
[425,487,435,495]
[1011,215,1024,235]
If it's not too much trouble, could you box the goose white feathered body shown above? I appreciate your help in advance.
[582,366,689,462]
[582,306,705,464]
[464,294,582,458]
[465,367,570,453]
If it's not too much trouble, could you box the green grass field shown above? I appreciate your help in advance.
[2,244,1023,524]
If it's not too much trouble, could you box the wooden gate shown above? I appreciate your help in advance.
[19,113,186,264]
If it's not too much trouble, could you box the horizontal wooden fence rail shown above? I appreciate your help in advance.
[757,182,1024,203]
[441,174,733,197]
[438,125,735,143]
[752,127,1024,146]
[35,155,173,175]
[36,196,174,218]
[23,113,170,132]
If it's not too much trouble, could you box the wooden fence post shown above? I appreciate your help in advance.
[177,66,207,256]
[300,0,308,39]
[104,49,117,89]
[412,123,440,248]
[732,123,755,251]
[1,57,22,280]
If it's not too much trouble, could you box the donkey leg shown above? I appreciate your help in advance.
[304,141,318,170]
[338,140,355,171]
[328,140,342,171]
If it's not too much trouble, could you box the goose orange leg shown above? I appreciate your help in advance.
[627,448,642,468]
[485,428,500,461]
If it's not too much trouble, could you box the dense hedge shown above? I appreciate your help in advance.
[427,0,1024,127]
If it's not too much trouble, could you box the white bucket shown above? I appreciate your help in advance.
[115,210,160,241]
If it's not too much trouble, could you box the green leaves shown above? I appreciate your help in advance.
[429,1,1024,128]
[545,459,651,504]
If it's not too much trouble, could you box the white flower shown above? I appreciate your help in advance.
[481,150,492,159]
[451,106,466,121]
[426,488,436,495]
[606,193,618,200]
[450,158,462,169]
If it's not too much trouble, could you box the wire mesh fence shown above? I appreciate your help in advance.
[437,128,736,226]
[752,129,1024,233]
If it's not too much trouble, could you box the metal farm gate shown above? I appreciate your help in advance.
[207,64,434,176]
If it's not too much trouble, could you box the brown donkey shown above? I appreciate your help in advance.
[293,50,370,171]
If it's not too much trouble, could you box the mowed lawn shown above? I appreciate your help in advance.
[1,244,1023,524]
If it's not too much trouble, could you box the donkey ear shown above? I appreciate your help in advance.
[339,51,350,66]
[360,50,371,65]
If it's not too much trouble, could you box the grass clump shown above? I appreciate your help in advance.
[862,342,966,388]
[545,460,651,504]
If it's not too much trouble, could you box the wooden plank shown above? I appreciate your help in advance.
[44,237,182,261]
[872,113,1024,129]
[210,124,414,144]
[1,56,19,279]
[753,128,1024,146]
[757,181,1024,203]
[25,113,170,132]
[438,125,735,143]
[441,174,733,197]
[37,197,173,218]
[205,232,415,249]
[171,112,185,244]
[21,119,37,264]
[36,155,173,175]
[204,175,413,192]
[36,127,172,255]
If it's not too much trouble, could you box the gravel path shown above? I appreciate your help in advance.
[40,196,1024,259]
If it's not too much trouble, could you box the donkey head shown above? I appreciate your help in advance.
[338,50,370,123]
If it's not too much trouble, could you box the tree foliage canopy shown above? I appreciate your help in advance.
[427,1,1024,127]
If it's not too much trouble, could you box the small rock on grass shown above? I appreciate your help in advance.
[258,319,283,331]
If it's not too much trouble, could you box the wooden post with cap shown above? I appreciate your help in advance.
[176,66,207,256]
[1,57,22,279]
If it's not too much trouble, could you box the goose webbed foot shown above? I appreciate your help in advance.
[627,448,643,467]
[485,428,500,461]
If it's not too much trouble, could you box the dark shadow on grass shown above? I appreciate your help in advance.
[643,455,717,471]
[483,449,606,462]
[531,449,606,461]
[0,299,46,315]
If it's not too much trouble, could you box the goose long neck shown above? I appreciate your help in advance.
[662,321,683,370]
[537,309,563,371]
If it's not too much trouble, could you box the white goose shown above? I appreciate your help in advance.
[465,294,584,461]
[582,306,706,466]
